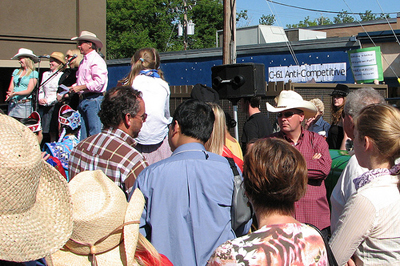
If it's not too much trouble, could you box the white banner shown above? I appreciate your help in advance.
[268,63,347,83]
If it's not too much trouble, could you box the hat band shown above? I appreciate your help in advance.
[68,220,139,266]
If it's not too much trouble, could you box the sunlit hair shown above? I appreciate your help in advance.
[65,49,83,69]
[17,57,35,77]
[204,103,226,155]
[331,96,345,125]
[243,138,308,215]
[119,48,165,85]
[310,98,325,115]
[135,234,163,265]
[355,103,400,164]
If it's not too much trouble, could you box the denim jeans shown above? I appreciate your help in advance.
[78,94,103,140]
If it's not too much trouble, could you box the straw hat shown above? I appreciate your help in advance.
[50,52,66,64]
[47,170,145,266]
[11,48,39,63]
[71,31,103,49]
[0,114,73,262]
[266,90,317,119]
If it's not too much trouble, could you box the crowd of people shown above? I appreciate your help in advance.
[1,30,400,266]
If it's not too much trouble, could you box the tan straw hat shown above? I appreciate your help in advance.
[47,170,145,266]
[11,48,39,63]
[266,90,317,119]
[50,52,66,64]
[71,31,103,49]
[0,114,73,262]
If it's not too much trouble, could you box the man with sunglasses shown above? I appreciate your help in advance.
[69,86,148,198]
[70,31,108,140]
[267,90,332,240]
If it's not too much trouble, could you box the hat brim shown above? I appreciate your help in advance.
[71,36,103,49]
[329,91,348,97]
[266,101,317,119]
[11,53,39,63]
[0,162,73,262]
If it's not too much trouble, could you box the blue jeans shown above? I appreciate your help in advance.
[78,94,103,140]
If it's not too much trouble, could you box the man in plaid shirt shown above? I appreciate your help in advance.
[266,90,332,239]
[69,86,148,198]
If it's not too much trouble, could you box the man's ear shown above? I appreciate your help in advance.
[124,113,131,127]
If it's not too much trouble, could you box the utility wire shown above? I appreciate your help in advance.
[265,0,398,15]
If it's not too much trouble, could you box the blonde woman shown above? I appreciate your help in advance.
[330,103,400,265]
[119,48,171,165]
[6,48,39,120]
[205,103,243,172]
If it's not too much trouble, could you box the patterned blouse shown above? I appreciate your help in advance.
[208,223,327,266]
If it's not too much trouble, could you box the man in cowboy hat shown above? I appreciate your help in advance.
[132,99,249,266]
[70,30,108,140]
[266,90,332,239]
[330,87,385,233]
[69,86,148,198]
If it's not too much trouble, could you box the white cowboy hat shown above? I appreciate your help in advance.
[0,114,73,262]
[266,90,317,119]
[71,31,103,49]
[11,48,39,63]
[47,170,145,266]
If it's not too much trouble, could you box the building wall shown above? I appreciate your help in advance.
[0,0,106,66]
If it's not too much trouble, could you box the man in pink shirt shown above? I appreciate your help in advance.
[70,31,108,140]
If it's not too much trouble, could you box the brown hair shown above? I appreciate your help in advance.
[243,138,308,215]
[355,103,400,164]
[331,96,345,125]
[119,48,165,85]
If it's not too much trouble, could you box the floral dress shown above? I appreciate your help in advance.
[208,223,327,266]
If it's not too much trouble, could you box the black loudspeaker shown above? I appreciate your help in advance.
[211,63,266,99]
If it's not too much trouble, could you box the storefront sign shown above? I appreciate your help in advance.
[268,63,347,83]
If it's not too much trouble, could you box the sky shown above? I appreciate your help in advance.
[235,0,399,28]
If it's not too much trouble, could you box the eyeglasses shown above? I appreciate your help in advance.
[277,111,302,118]
[135,113,147,122]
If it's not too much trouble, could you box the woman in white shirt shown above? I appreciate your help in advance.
[330,103,400,265]
[119,48,171,165]
[38,52,65,142]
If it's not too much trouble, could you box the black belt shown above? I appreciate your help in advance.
[81,92,103,99]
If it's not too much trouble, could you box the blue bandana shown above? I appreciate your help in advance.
[139,69,160,78]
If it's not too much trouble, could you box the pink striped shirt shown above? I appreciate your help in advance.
[75,50,108,93]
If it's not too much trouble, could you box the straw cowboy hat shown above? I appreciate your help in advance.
[0,114,73,262]
[50,51,66,64]
[266,90,317,119]
[47,170,145,266]
[71,31,103,49]
[11,48,39,63]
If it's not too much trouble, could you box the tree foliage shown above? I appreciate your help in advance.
[259,14,275,25]
[334,10,355,24]
[106,0,223,59]
[359,10,390,21]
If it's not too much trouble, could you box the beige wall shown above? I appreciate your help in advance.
[0,0,106,66]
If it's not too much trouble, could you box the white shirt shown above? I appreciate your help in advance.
[132,75,171,145]
[38,70,63,106]
[330,155,367,233]
[330,174,400,265]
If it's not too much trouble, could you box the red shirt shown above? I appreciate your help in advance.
[222,145,244,173]
[269,128,332,230]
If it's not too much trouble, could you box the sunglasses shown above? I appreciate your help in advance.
[277,111,302,118]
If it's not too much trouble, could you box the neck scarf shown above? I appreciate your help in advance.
[353,163,400,190]
[139,69,160,78]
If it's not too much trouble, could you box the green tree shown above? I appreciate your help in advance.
[286,16,319,28]
[259,14,275,25]
[106,0,223,59]
[334,10,355,24]
[359,10,390,21]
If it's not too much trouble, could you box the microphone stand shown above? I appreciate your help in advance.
[29,58,71,111]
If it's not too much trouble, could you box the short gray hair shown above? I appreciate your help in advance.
[344,87,385,117]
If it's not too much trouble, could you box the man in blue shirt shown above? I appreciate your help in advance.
[132,99,247,266]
